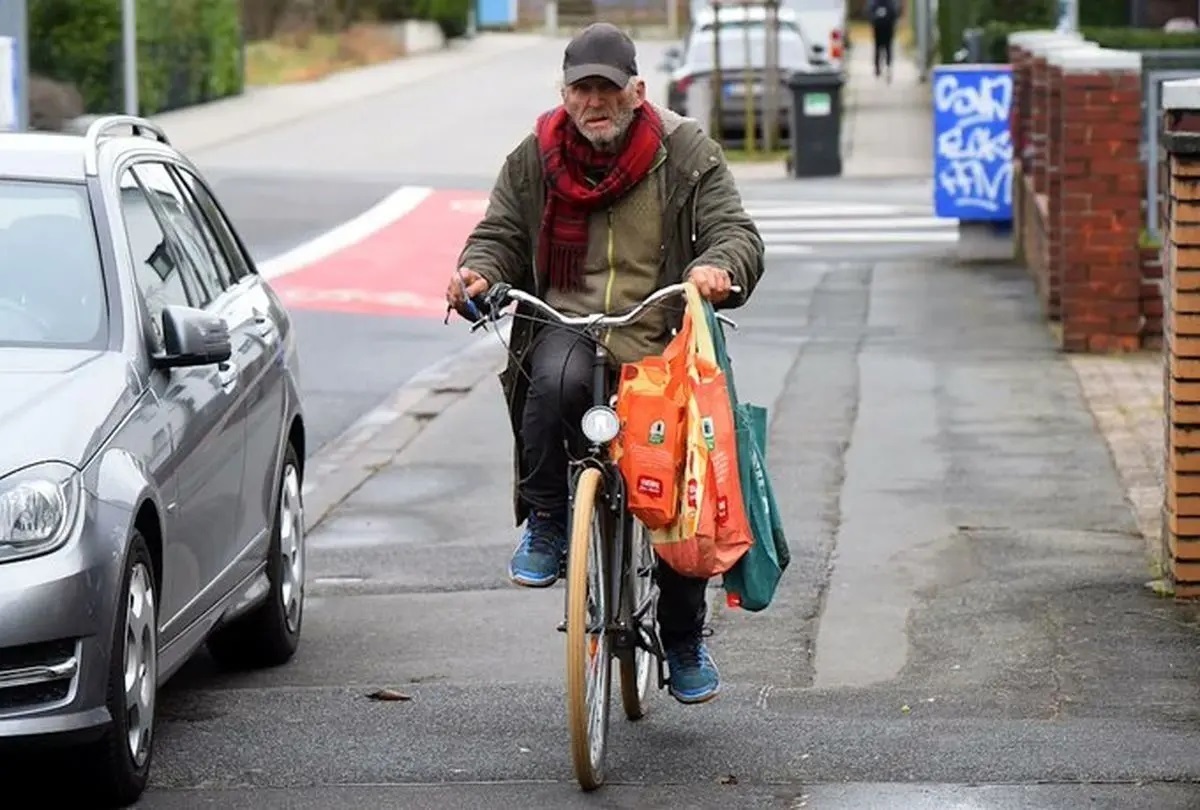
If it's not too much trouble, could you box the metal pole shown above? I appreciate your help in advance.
[122,0,138,115]
[764,0,778,152]
[710,0,723,147]
[742,0,755,154]
[0,0,29,131]
[915,0,929,82]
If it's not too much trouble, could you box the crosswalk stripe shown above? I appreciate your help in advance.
[765,230,960,244]
[754,216,952,231]
[747,198,960,254]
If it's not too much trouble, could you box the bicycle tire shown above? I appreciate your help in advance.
[619,519,654,721]
[566,467,612,790]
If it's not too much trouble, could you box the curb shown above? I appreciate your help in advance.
[300,324,512,533]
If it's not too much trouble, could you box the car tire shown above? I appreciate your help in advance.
[206,442,305,670]
[84,531,158,808]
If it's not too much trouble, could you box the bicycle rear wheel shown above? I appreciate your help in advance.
[619,519,655,721]
[566,467,612,790]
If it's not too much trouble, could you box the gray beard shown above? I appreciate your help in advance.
[577,106,637,151]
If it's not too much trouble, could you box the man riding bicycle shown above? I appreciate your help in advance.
[447,23,764,705]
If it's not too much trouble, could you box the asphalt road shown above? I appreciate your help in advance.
[132,244,1200,809]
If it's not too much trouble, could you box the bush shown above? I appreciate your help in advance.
[1081,26,1200,50]
[28,74,84,132]
[416,0,469,39]
[978,20,1200,63]
[938,0,1055,64]
[27,0,244,118]
[1080,0,1130,27]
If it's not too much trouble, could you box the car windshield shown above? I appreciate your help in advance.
[686,27,811,71]
[0,180,108,349]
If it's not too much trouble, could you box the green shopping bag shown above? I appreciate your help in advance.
[703,302,790,612]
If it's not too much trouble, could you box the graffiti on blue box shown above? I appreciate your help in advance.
[932,65,1014,221]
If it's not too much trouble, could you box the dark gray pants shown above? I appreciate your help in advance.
[520,325,709,643]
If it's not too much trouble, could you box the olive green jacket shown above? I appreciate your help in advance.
[456,103,766,525]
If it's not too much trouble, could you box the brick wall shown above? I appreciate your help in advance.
[1009,33,1088,319]
[1161,80,1200,596]
[1053,49,1144,352]
[1008,31,1157,353]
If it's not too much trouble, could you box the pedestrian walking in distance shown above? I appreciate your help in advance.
[869,0,899,82]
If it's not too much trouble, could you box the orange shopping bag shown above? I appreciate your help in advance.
[612,349,689,530]
[649,284,753,578]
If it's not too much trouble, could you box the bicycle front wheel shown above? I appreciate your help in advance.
[619,519,655,721]
[566,466,612,791]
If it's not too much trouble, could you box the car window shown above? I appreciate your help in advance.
[685,26,810,70]
[173,169,254,282]
[130,162,228,307]
[171,166,250,283]
[118,168,197,350]
[0,180,108,348]
[164,166,238,289]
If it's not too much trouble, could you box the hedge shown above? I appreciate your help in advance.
[978,21,1200,63]
[28,0,243,118]
[938,0,1056,65]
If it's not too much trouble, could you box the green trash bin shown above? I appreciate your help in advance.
[786,69,845,178]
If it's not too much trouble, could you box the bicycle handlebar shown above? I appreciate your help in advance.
[470,281,741,333]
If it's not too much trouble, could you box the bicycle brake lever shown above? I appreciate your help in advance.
[715,312,739,331]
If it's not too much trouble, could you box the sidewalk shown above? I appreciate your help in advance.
[841,28,932,179]
[288,210,1200,795]
[141,33,545,155]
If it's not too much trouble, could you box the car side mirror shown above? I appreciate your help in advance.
[659,45,682,71]
[152,305,233,369]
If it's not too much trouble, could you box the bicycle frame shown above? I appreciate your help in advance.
[469,280,741,689]
[562,336,668,689]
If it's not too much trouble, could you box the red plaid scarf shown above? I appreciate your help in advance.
[535,103,664,292]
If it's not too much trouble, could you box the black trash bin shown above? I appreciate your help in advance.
[786,70,845,178]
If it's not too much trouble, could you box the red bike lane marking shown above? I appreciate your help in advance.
[267,190,489,318]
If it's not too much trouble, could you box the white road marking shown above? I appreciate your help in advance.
[257,185,433,280]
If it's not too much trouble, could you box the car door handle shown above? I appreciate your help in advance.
[217,361,238,391]
[254,313,278,339]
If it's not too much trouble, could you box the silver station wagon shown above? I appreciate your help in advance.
[0,116,308,806]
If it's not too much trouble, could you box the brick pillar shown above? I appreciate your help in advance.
[1055,49,1144,353]
[1162,78,1200,597]
[1025,34,1086,196]
[1009,30,1067,268]
[1009,31,1064,167]
[1044,44,1103,321]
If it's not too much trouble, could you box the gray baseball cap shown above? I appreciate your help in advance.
[562,23,638,87]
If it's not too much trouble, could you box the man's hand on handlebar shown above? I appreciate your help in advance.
[445,267,490,320]
[687,265,734,303]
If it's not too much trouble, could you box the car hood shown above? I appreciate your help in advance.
[0,348,139,478]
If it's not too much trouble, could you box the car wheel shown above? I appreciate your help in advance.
[84,531,158,807]
[207,442,305,670]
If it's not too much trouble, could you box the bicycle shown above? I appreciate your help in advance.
[466,279,740,791]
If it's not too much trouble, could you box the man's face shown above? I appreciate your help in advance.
[562,76,646,150]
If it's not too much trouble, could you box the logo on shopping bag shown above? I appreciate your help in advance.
[649,419,666,445]
[701,416,715,450]
[716,494,729,525]
[686,477,698,508]
[637,476,663,498]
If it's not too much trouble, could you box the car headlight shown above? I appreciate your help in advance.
[0,462,84,563]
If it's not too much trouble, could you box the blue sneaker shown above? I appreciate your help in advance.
[665,637,721,704]
[508,510,568,587]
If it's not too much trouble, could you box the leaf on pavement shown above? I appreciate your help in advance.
[367,688,412,702]
[719,774,738,785]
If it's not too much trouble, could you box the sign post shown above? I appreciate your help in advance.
[122,0,138,115]
[932,64,1014,224]
[0,0,28,131]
